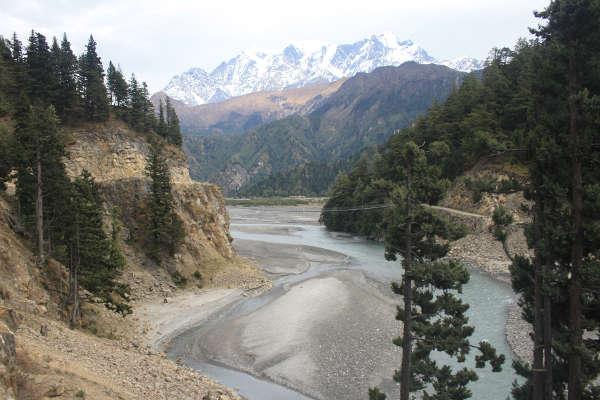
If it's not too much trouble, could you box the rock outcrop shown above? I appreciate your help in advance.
[64,120,237,286]
[65,120,191,184]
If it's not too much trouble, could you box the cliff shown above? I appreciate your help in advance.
[63,120,244,291]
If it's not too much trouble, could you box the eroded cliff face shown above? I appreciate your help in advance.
[64,120,237,289]
[65,121,191,184]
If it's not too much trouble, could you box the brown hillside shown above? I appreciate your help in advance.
[151,78,347,136]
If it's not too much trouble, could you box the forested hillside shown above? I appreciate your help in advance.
[325,2,600,398]
[239,154,363,197]
[0,30,184,324]
[321,45,534,236]
[184,62,464,193]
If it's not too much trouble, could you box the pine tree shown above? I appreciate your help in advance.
[78,35,108,121]
[165,97,182,147]
[67,170,125,326]
[509,2,600,399]
[25,30,56,105]
[106,61,128,117]
[372,141,504,400]
[53,33,80,122]
[143,144,184,260]
[140,81,155,132]
[157,99,168,138]
[13,104,65,263]
[127,73,143,129]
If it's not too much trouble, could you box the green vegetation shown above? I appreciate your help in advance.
[170,271,188,288]
[322,49,535,237]
[492,206,513,242]
[142,144,185,261]
[239,157,358,197]
[0,30,182,145]
[370,141,504,400]
[464,175,523,203]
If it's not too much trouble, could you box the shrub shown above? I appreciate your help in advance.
[171,271,188,288]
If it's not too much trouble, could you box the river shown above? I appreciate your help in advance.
[167,206,520,399]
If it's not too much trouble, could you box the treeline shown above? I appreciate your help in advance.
[0,31,182,145]
[0,30,184,326]
[328,1,600,399]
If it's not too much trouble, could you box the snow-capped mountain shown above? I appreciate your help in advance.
[164,32,483,106]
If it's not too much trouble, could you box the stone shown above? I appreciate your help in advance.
[45,382,65,397]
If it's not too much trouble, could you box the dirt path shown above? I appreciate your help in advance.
[423,204,489,219]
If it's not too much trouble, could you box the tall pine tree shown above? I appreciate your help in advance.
[78,35,108,121]
[372,141,504,400]
[165,97,182,147]
[143,143,184,260]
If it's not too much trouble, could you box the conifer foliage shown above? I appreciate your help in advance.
[66,171,125,326]
[78,35,109,121]
[1,29,183,142]
[143,144,184,261]
[370,141,504,400]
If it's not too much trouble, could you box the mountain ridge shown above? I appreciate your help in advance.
[183,62,465,193]
[163,32,482,106]
[151,79,346,136]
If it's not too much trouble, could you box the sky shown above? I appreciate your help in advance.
[0,0,550,93]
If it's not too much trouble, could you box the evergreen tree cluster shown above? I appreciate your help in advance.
[324,1,600,398]
[321,47,535,237]
[0,29,186,325]
[0,30,182,145]
[140,144,185,261]
[5,101,125,325]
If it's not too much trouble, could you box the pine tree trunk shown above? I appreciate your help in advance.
[533,200,545,400]
[69,214,80,328]
[400,164,412,400]
[567,37,583,400]
[35,142,44,264]
[543,293,552,399]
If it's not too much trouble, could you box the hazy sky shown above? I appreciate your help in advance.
[1,0,550,93]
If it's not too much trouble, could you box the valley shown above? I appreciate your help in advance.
[181,62,465,194]
[2,1,599,399]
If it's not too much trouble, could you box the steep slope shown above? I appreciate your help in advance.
[0,118,259,399]
[63,120,242,276]
[163,32,482,106]
[151,78,346,136]
[185,62,465,193]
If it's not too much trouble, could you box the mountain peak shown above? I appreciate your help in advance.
[163,34,482,106]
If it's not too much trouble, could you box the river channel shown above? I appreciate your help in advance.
[167,206,520,400]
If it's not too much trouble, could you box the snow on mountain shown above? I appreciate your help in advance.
[163,32,482,106]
